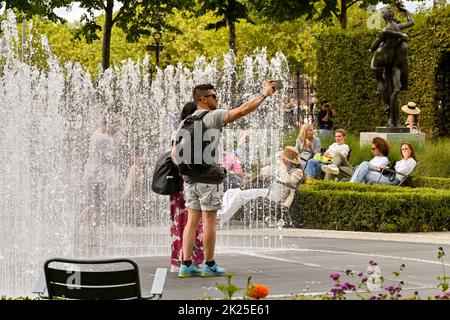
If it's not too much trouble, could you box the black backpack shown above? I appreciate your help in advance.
[174,111,226,184]
[151,151,182,195]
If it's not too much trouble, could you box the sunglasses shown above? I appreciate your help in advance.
[203,93,217,100]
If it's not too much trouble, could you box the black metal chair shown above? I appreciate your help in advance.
[368,162,419,186]
[33,258,167,300]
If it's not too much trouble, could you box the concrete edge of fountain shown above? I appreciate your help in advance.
[217,228,450,245]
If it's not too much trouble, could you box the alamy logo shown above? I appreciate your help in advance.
[367,5,383,30]
[172,127,283,169]
[66,266,81,290]
[366,262,383,291]
[173,126,222,165]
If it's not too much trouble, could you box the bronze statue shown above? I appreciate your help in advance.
[370,2,414,128]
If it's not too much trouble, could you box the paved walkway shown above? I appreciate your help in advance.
[219,227,450,244]
[133,228,450,300]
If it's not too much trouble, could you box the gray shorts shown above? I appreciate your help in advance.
[184,182,223,212]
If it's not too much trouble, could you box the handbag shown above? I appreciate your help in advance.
[151,151,182,195]
[300,150,312,161]
[313,153,332,164]
[382,161,397,182]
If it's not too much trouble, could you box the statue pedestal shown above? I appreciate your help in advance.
[375,126,411,133]
[360,131,426,148]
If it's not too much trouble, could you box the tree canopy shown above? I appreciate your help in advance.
[2,0,441,77]
[3,0,68,22]
[3,0,187,69]
[194,0,253,53]
[249,0,427,29]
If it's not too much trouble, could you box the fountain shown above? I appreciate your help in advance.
[0,10,290,296]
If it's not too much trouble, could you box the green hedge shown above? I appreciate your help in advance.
[290,181,450,232]
[305,175,450,190]
[316,6,450,138]
[411,176,450,189]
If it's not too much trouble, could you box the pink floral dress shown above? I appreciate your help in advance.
[169,178,204,267]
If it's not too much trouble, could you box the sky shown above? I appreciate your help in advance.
[52,2,123,23]
[0,1,444,23]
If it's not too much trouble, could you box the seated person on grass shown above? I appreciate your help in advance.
[350,142,416,185]
[295,123,321,170]
[322,137,390,182]
[305,129,350,180]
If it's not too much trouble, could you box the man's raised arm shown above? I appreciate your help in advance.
[223,80,277,125]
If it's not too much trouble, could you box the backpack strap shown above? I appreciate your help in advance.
[175,110,210,145]
[195,110,209,120]
[185,110,209,120]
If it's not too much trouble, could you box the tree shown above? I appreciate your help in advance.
[195,0,253,53]
[250,0,426,29]
[2,0,68,22]
[320,0,382,29]
[4,1,187,70]
[30,7,324,76]
[74,0,187,70]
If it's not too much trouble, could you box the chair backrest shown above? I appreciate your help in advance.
[44,258,142,300]
[398,161,419,186]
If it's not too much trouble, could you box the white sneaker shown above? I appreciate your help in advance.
[170,265,180,273]
[321,164,339,175]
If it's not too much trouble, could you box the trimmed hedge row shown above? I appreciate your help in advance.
[316,6,450,138]
[411,176,450,190]
[290,181,450,232]
[308,177,450,191]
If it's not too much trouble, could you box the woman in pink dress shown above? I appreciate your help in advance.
[169,102,204,272]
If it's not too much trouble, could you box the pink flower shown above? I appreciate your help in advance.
[330,273,340,281]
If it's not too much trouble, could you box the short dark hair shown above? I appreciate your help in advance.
[193,84,215,104]
[180,101,197,121]
[321,99,329,106]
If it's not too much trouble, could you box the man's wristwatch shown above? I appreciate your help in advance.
[260,94,267,101]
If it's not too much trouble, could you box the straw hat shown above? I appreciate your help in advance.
[401,102,421,115]
[282,146,301,165]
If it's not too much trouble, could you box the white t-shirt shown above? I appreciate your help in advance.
[327,143,350,158]
[83,129,116,184]
[394,158,417,181]
[369,156,389,168]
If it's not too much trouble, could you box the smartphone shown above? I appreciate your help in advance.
[274,80,284,90]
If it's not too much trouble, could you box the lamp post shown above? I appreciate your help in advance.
[145,30,163,77]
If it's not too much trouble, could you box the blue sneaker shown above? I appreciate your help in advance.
[201,262,226,277]
[178,263,201,278]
